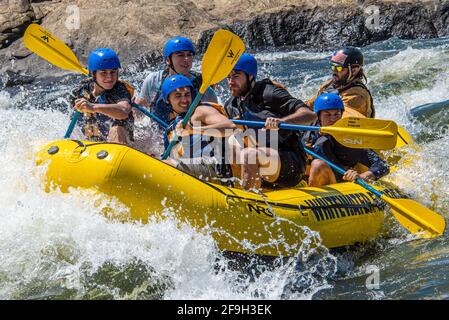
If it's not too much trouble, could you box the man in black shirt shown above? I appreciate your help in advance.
[224,53,316,190]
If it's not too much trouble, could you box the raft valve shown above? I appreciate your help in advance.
[47,146,59,155]
[97,150,108,159]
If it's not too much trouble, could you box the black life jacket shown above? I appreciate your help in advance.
[224,78,302,149]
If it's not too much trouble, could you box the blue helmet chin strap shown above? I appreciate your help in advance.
[167,55,180,75]
[92,72,107,92]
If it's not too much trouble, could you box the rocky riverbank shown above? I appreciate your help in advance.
[1,0,448,85]
[197,1,449,51]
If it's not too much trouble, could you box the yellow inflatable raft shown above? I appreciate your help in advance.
[35,139,409,257]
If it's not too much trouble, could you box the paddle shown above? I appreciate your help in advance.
[23,24,88,75]
[304,147,445,239]
[23,23,87,138]
[233,117,398,150]
[410,99,449,119]
[23,23,170,137]
[131,103,168,129]
[343,106,414,148]
[161,29,245,160]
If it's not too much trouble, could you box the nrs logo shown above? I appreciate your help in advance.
[247,203,274,219]
[342,137,363,145]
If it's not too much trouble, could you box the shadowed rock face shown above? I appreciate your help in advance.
[197,2,447,52]
[0,0,36,49]
[1,70,35,87]
[1,0,448,83]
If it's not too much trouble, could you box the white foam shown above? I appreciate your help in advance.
[0,91,12,110]
[255,50,331,62]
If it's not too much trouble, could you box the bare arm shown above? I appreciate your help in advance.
[93,101,132,119]
[75,99,131,120]
[343,169,376,182]
[281,106,317,125]
[181,105,237,137]
[133,97,152,120]
[134,96,152,108]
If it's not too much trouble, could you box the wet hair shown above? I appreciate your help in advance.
[354,66,367,83]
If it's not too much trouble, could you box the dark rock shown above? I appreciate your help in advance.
[197,2,448,52]
[2,70,35,87]
[0,0,36,49]
[9,41,33,59]
[434,2,449,36]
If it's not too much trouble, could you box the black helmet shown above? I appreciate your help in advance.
[330,47,364,67]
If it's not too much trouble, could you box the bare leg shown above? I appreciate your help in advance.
[162,158,178,167]
[240,147,261,190]
[258,147,281,183]
[308,159,337,187]
[240,147,281,190]
[107,125,129,145]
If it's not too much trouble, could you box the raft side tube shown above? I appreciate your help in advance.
[36,140,393,257]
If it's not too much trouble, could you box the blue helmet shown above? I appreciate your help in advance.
[87,48,121,74]
[233,53,257,79]
[163,37,196,63]
[314,93,345,113]
[161,74,194,102]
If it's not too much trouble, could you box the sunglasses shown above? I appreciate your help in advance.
[331,65,345,72]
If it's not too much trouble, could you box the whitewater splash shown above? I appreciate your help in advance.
[0,36,448,300]
[0,105,337,300]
